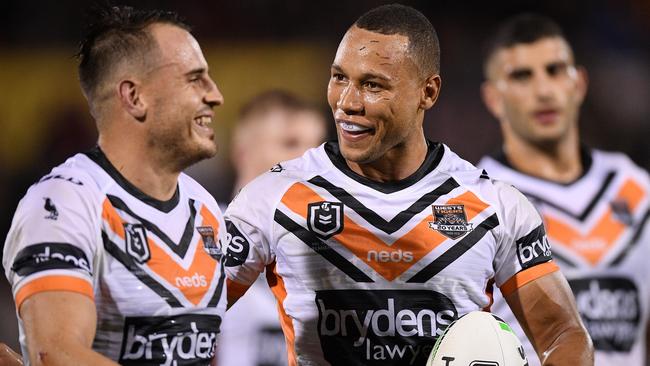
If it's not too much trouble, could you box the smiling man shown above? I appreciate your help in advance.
[3,5,227,365]
[222,4,592,366]
[479,14,650,366]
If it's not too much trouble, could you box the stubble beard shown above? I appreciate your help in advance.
[147,126,217,173]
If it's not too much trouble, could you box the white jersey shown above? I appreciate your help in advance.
[3,148,228,365]
[479,148,650,366]
[224,142,558,366]
[217,276,288,366]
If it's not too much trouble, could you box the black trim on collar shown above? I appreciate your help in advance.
[491,144,593,186]
[84,146,180,213]
[324,140,444,194]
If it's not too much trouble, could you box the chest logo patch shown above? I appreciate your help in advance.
[428,204,473,239]
[308,201,344,240]
[124,223,150,263]
[197,226,222,260]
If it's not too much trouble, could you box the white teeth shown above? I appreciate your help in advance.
[195,116,212,127]
[340,121,369,132]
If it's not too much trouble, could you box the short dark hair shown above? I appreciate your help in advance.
[354,4,440,77]
[239,89,320,122]
[483,13,566,75]
[76,5,190,100]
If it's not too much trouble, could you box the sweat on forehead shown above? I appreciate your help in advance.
[338,27,411,62]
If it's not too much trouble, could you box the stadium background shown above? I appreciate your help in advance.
[1,0,648,352]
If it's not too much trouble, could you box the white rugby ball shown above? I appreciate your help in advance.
[426,311,528,366]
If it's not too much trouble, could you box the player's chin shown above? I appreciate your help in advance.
[339,143,374,164]
[191,137,218,160]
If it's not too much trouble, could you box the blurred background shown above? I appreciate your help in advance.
[1,0,648,351]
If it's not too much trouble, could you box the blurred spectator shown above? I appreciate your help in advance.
[217,89,328,366]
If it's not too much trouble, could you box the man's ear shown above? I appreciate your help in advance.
[420,74,442,111]
[118,79,146,122]
[481,80,504,120]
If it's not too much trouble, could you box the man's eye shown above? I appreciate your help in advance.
[332,73,346,81]
[509,70,532,81]
[364,81,381,90]
[546,63,567,77]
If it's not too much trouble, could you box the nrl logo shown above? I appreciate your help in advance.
[428,204,473,239]
[307,201,344,240]
[124,223,150,263]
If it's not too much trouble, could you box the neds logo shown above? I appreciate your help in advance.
[11,243,92,276]
[367,250,414,263]
[316,289,457,366]
[119,314,221,366]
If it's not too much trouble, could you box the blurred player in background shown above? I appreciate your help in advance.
[2,5,228,365]
[222,4,592,365]
[217,90,327,366]
[479,13,650,366]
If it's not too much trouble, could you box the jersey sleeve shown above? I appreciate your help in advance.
[2,173,100,309]
[223,174,280,298]
[491,181,559,296]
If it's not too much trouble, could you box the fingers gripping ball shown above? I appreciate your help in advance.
[426,311,528,366]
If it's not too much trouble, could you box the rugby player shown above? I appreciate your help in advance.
[222,4,593,365]
[3,5,227,365]
[479,13,650,366]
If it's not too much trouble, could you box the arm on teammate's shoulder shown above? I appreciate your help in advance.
[505,270,594,366]
[19,291,118,366]
[0,342,23,366]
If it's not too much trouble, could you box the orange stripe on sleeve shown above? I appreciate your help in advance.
[266,263,297,366]
[499,261,559,297]
[15,275,94,309]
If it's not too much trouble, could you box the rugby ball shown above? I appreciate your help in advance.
[426,311,528,366]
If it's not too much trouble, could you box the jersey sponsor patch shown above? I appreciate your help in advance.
[316,289,458,366]
[569,277,640,352]
[428,205,473,239]
[118,313,221,365]
[224,220,250,267]
[11,242,92,276]
[197,226,221,260]
[124,223,150,264]
[307,201,344,240]
[515,224,552,269]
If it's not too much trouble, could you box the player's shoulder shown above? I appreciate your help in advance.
[438,146,529,209]
[239,144,331,198]
[24,154,101,201]
[12,153,104,222]
[592,148,649,178]
[178,172,220,209]
[436,144,496,191]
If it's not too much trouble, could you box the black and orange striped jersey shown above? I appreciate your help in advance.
[480,148,650,366]
[224,141,558,366]
[3,147,227,365]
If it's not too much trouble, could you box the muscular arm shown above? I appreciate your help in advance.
[19,292,119,366]
[505,271,593,366]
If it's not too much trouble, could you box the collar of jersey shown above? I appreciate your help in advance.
[84,146,181,213]
[324,140,444,194]
[490,144,594,187]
